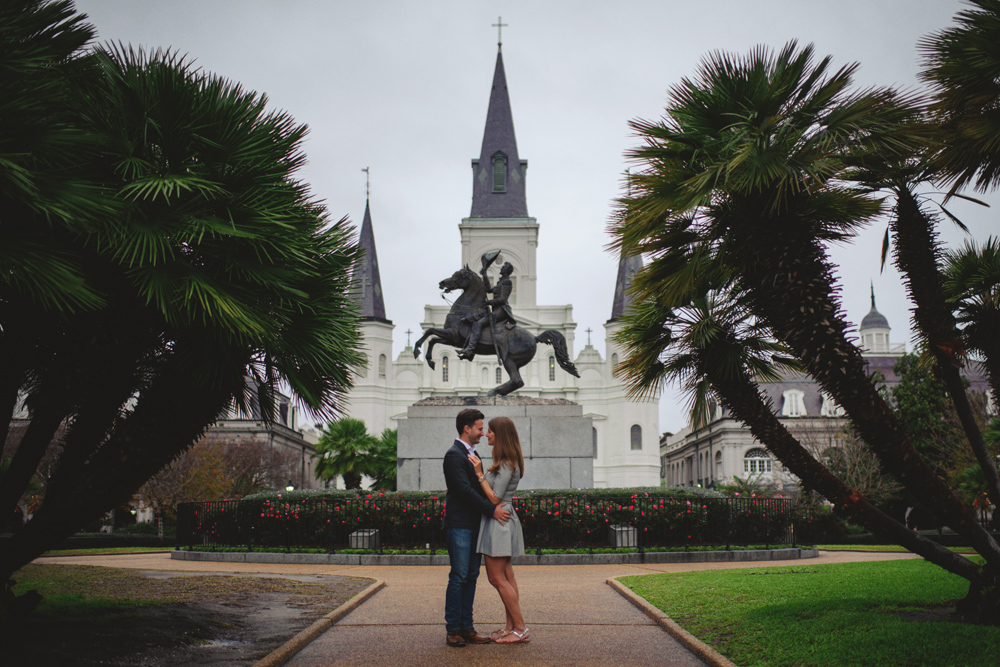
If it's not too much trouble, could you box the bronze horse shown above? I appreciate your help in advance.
[412,266,579,396]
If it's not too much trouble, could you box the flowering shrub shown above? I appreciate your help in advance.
[177,487,794,552]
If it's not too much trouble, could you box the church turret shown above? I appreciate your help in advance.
[347,197,396,435]
[352,199,390,324]
[461,43,538,307]
[608,251,643,322]
[469,47,528,218]
[859,284,897,355]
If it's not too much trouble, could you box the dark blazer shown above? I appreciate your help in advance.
[443,440,496,530]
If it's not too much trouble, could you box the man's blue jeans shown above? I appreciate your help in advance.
[445,527,481,634]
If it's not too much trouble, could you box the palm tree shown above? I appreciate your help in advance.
[945,238,1000,403]
[314,419,378,490]
[1,26,363,592]
[884,186,1000,508]
[616,41,1000,617]
[919,0,1000,194]
[367,429,398,491]
[615,263,980,586]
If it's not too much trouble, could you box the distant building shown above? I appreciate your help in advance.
[343,45,660,488]
[659,291,990,491]
[207,385,322,491]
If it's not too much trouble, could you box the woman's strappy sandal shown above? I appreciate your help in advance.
[497,627,530,643]
[490,629,511,641]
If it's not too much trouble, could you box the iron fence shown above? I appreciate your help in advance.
[176,494,795,554]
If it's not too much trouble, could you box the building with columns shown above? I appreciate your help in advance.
[344,46,660,488]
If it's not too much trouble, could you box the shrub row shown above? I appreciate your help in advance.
[179,488,795,552]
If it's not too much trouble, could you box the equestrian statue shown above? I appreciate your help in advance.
[412,251,580,396]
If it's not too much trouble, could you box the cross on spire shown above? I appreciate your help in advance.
[492,16,507,47]
[405,328,413,347]
[586,327,593,346]
[362,166,370,199]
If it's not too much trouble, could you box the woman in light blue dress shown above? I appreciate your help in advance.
[468,416,529,644]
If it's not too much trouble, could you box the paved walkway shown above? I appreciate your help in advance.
[35,550,919,666]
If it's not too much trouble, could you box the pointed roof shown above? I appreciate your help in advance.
[351,200,390,322]
[609,251,644,322]
[470,48,528,218]
[860,284,889,330]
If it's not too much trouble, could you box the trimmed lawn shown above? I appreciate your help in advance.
[816,544,977,554]
[618,560,998,667]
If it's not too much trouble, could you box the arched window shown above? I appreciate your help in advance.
[481,366,488,386]
[611,353,619,369]
[358,354,368,379]
[592,427,598,459]
[549,356,556,381]
[781,389,806,417]
[378,354,386,379]
[492,152,507,192]
[496,366,502,384]
[744,448,772,474]
[442,356,449,383]
[630,424,642,451]
[715,450,723,478]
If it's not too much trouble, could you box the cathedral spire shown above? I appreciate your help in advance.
[470,47,528,218]
[609,251,643,322]
[351,199,389,322]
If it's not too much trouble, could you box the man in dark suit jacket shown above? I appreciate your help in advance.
[443,408,510,647]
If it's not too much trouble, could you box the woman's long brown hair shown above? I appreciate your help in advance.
[487,416,525,475]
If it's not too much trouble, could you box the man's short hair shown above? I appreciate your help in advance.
[456,408,484,436]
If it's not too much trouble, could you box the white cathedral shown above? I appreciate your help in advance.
[342,46,660,488]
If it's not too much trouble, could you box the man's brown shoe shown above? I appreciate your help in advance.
[460,629,492,644]
[446,633,466,648]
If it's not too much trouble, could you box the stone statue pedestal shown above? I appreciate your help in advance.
[397,396,594,491]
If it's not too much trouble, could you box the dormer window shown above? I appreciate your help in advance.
[781,389,806,417]
[492,152,507,192]
[820,392,845,417]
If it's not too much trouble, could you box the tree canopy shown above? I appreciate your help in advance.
[1,0,363,600]
[313,420,396,491]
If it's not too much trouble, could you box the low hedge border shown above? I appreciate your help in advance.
[171,545,819,567]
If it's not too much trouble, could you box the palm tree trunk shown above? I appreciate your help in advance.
[891,186,1000,508]
[711,360,982,583]
[0,366,22,453]
[0,403,65,519]
[733,218,1000,574]
[0,351,238,591]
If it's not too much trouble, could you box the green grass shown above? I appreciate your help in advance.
[816,544,977,554]
[11,564,164,617]
[42,546,172,556]
[9,563,366,619]
[619,560,999,667]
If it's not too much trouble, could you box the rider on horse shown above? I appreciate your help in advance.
[458,261,516,361]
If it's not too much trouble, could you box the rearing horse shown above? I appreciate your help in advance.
[412,266,579,396]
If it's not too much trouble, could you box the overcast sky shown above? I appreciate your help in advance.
[72,0,998,433]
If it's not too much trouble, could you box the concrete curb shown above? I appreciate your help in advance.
[606,578,738,667]
[251,578,385,667]
[172,546,818,567]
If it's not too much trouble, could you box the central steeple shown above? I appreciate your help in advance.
[470,47,528,218]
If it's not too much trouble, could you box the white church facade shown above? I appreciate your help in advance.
[343,46,660,488]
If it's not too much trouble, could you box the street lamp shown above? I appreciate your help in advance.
[285,480,295,492]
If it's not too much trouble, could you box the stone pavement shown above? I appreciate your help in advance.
[35,550,919,667]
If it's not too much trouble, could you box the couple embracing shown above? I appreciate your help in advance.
[443,408,529,646]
